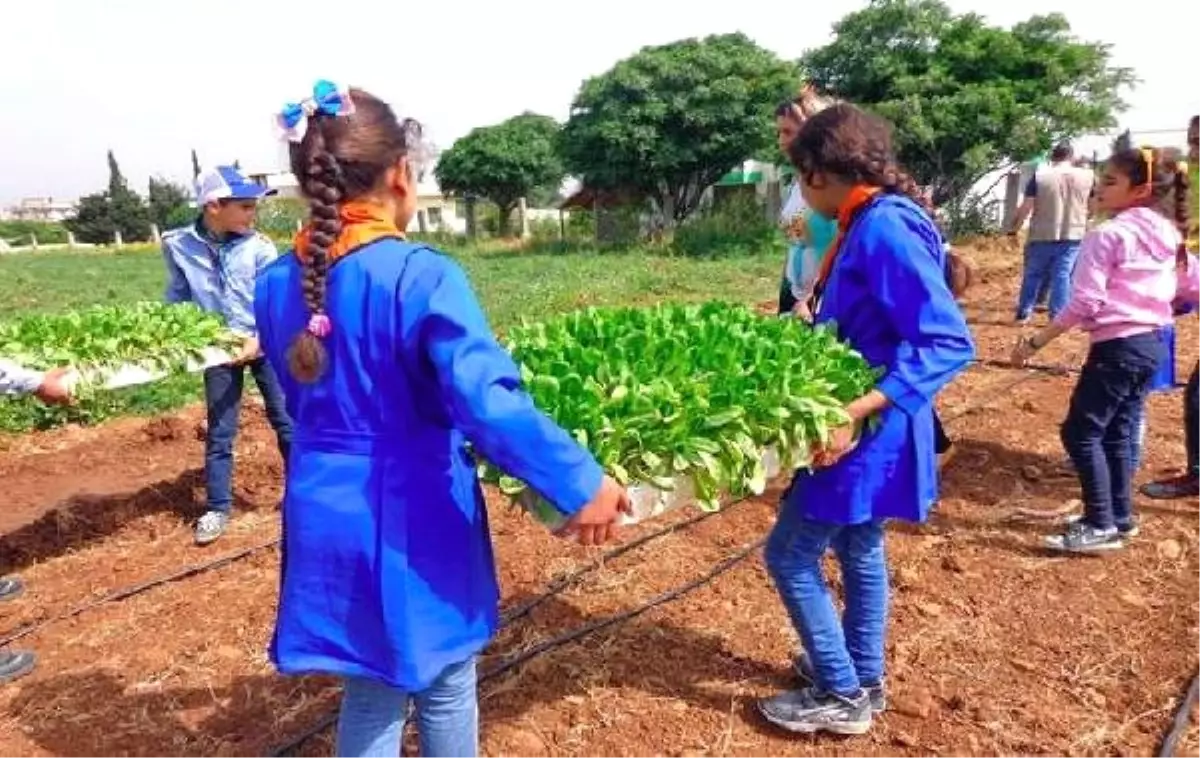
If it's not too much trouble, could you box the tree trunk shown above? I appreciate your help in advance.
[498,204,515,238]
[465,197,478,239]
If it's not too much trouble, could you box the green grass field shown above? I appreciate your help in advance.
[0,243,781,432]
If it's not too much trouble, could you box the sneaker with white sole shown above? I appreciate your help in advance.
[792,651,886,713]
[1063,513,1139,538]
[1045,521,1124,553]
[0,651,36,684]
[0,576,26,602]
[194,511,229,546]
[758,687,872,735]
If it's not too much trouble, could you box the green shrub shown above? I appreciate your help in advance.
[672,194,781,258]
[255,197,308,242]
[0,220,70,245]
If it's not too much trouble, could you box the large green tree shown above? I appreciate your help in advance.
[147,176,193,231]
[560,33,798,225]
[434,112,564,236]
[802,0,1134,210]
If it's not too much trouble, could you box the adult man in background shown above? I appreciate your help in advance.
[0,360,73,683]
[1006,142,1095,323]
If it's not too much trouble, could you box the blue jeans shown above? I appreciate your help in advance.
[336,657,479,758]
[1062,333,1164,530]
[1130,401,1147,472]
[203,359,293,513]
[765,512,888,697]
[1017,240,1081,320]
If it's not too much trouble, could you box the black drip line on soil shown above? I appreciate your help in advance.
[0,537,282,648]
[1158,668,1199,757]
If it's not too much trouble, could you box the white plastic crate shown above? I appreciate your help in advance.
[64,346,235,392]
[515,445,806,532]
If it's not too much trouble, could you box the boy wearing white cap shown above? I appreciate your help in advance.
[162,165,293,545]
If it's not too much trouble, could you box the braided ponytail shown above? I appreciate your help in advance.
[287,120,344,383]
[277,86,427,384]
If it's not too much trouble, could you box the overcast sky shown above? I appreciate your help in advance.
[1,0,1193,205]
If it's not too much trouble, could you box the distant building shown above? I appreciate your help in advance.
[2,197,76,223]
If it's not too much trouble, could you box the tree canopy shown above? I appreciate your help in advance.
[560,32,798,225]
[147,177,193,231]
[66,151,152,244]
[434,112,564,235]
[802,0,1134,207]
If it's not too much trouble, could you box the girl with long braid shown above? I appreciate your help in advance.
[254,81,630,758]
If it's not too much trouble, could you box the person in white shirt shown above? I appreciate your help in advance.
[774,87,839,316]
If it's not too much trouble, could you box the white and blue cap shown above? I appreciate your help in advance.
[195,165,277,206]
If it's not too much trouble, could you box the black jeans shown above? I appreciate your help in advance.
[1187,364,1199,476]
[1061,333,1165,529]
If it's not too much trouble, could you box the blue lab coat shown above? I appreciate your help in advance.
[785,194,975,524]
[254,238,603,690]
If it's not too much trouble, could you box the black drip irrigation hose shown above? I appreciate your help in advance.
[0,537,282,648]
[266,537,767,757]
[1158,668,1200,757]
[0,493,747,650]
[500,497,748,626]
[972,357,1076,376]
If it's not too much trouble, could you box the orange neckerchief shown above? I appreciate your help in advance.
[811,185,882,294]
[293,200,405,265]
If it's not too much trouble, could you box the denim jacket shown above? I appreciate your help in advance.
[161,220,278,336]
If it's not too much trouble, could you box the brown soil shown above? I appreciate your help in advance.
[0,239,1196,757]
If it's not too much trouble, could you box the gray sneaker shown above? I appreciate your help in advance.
[758,687,872,735]
[1045,521,1123,553]
[1064,513,1139,538]
[194,511,229,546]
[793,651,886,713]
[0,576,26,602]
[0,650,36,684]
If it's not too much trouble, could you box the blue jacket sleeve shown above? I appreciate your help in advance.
[161,238,192,304]
[865,210,976,416]
[411,255,604,516]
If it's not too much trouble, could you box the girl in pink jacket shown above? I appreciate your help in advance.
[1012,147,1198,553]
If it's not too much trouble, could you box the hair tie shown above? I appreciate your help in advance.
[307,313,332,338]
[277,80,356,143]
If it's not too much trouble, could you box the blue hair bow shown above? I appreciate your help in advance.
[276,80,355,143]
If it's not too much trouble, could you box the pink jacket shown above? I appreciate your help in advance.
[1056,207,1199,343]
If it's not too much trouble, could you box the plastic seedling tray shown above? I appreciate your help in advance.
[515,445,809,532]
[65,347,235,392]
